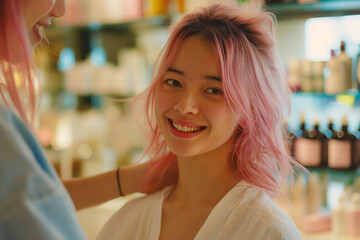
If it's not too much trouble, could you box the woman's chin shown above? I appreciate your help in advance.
[29,31,41,47]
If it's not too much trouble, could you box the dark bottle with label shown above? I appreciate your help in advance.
[295,119,327,168]
[294,115,306,162]
[328,116,359,170]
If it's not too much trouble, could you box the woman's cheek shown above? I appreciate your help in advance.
[155,90,173,113]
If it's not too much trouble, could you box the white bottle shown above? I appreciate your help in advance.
[312,61,324,92]
[301,58,313,92]
[348,193,360,237]
[287,57,302,92]
[332,194,348,236]
[291,174,307,228]
[337,41,353,90]
[325,49,348,94]
[307,173,322,214]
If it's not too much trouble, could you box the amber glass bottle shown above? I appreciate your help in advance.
[328,116,359,170]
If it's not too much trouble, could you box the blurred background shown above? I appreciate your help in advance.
[31,0,360,239]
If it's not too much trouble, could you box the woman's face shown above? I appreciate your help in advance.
[154,36,239,158]
[22,0,65,46]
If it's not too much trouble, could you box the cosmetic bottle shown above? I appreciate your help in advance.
[328,115,359,170]
[287,57,302,92]
[348,193,360,238]
[325,50,339,94]
[291,174,307,228]
[301,58,313,92]
[325,49,347,94]
[337,41,353,90]
[307,173,322,214]
[332,194,348,236]
[294,115,307,165]
[295,119,327,168]
[312,61,324,93]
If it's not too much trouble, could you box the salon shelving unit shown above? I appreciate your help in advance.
[48,15,170,63]
[267,0,360,19]
[265,2,360,238]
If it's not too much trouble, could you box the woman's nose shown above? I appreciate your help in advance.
[51,0,66,18]
[173,91,199,115]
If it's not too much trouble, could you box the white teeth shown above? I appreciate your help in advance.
[172,121,201,133]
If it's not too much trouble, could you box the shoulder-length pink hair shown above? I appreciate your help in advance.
[135,2,303,195]
[0,0,38,127]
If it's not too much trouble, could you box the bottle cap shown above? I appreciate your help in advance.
[341,41,346,52]
[314,119,319,126]
[331,49,336,57]
[300,113,305,123]
[341,115,348,126]
[328,117,333,124]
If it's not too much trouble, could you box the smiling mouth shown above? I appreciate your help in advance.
[168,119,206,133]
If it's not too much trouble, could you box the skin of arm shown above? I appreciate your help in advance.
[63,162,150,211]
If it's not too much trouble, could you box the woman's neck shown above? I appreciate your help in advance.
[168,141,238,206]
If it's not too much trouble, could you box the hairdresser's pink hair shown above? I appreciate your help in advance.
[0,0,38,127]
[135,2,303,195]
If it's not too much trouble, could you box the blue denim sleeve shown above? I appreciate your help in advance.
[0,107,86,240]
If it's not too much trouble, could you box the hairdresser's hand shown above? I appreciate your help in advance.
[64,161,178,210]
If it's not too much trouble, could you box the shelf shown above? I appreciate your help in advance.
[292,89,360,99]
[57,16,171,31]
[266,0,360,19]
[291,90,360,106]
[308,167,360,182]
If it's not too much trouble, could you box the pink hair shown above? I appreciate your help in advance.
[135,2,304,195]
[0,0,38,127]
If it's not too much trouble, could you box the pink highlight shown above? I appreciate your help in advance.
[134,2,305,195]
[0,0,39,127]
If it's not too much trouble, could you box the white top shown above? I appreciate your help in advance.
[97,181,302,240]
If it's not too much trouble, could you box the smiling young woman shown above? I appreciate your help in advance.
[97,2,304,240]
[154,36,239,159]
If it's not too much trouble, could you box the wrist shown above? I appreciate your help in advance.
[116,168,125,197]
[119,162,149,195]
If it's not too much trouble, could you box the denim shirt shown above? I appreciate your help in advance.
[0,106,86,240]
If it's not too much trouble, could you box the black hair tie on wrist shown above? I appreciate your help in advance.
[116,168,125,197]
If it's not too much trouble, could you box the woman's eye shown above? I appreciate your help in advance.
[165,79,182,87]
[205,88,223,95]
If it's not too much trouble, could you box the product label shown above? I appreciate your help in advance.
[328,140,351,169]
[294,139,321,167]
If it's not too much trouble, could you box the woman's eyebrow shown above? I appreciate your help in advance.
[167,67,221,82]
[167,68,184,75]
[205,75,221,82]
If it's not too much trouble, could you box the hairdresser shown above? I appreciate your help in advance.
[0,0,176,238]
